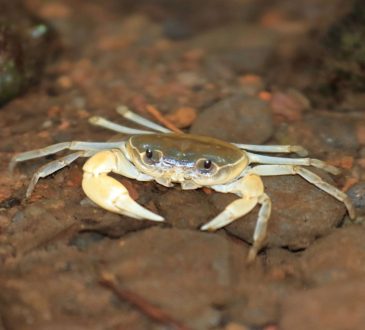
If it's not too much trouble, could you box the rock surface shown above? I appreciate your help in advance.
[191,94,274,144]
[218,174,346,250]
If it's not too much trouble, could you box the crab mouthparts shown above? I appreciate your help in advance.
[167,168,192,182]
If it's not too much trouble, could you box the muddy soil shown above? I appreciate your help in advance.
[0,1,365,329]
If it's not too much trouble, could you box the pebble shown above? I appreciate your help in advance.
[69,232,105,251]
[347,181,365,216]
[0,197,21,210]
[163,18,193,40]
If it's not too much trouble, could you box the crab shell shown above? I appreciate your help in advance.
[125,133,249,186]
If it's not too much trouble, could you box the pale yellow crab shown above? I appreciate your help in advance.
[10,106,356,261]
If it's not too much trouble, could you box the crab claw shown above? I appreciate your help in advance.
[82,150,164,222]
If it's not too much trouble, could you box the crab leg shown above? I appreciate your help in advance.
[247,152,340,175]
[248,193,271,262]
[89,116,154,135]
[82,149,163,221]
[233,144,308,157]
[201,197,258,231]
[9,141,123,172]
[201,174,271,261]
[249,165,355,219]
[116,106,171,133]
[26,150,95,197]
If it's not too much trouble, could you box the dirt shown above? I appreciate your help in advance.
[0,0,365,329]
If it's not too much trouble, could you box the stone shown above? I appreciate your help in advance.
[98,228,238,329]
[275,113,361,157]
[280,280,365,330]
[301,226,365,285]
[218,174,346,250]
[191,94,273,144]
[157,188,217,230]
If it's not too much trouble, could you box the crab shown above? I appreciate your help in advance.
[10,106,356,261]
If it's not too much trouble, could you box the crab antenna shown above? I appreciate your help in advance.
[89,116,154,135]
[116,105,171,133]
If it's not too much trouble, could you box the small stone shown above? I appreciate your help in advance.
[270,89,310,121]
[56,75,73,89]
[11,211,25,224]
[165,106,197,128]
[238,74,265,96]
[69,232,105,251]
[347,181,365,216]
[0,197,21,210]
[191,93,273,144]
[163,18,193,40]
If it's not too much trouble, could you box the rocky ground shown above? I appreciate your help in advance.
[0,0,365,329]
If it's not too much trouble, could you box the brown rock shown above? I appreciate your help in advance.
[157,188,217,230]
[301,225,365,285]
[280,280,365,330]
[191,94,273,144]
[275,113,361,157]
[218,174,346,250]
[98,227,246,329]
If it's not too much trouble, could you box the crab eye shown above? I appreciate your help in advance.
[195,158,217,174]
[146,148,153,159]
[142,148,163,165]
[203,159,212,169]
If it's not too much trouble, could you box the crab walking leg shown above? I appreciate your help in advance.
[201,174,272,261]
[233,144,308,157]
[26,151,95,198]
[9,141,123,172]
[201,174,264,230]
[89,116,154,135]
[82,149,164,221]
[247,152,340,175]
[201,197,258,231]
[116,105,171,133]
[247,193,272,262]
[249,165,356,220]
